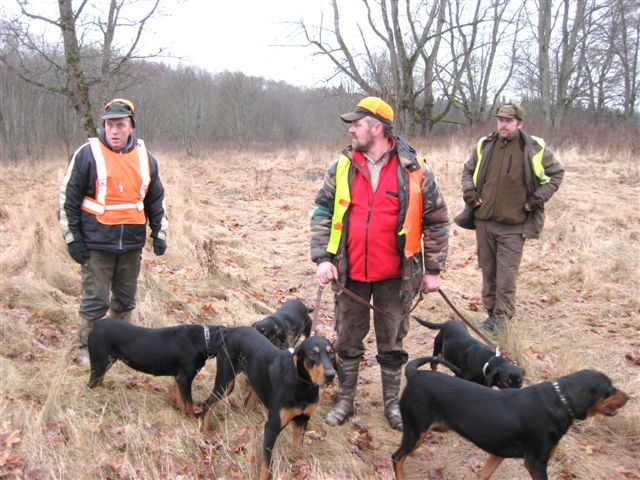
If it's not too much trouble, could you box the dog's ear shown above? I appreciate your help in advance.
[333,353,346,383]
[291,342,305,368]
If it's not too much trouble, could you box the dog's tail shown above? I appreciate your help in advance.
[405,356,462,379]
[412,315,446,330]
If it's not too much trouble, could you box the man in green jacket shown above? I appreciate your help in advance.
[460,103,564,332]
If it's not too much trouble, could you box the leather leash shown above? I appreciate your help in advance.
[313,279,513,363]
[333,279,424,319]
[311,285,324,335]
[437,288,514,363]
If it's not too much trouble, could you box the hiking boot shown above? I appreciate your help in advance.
[75,347,90,367]
[479,314,505,333]
[381,365,403,431]
[325,357,360,426]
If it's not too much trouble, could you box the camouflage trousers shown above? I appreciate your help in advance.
[333,277,408,368]
[475,220,525,319]
[78,249,141,346]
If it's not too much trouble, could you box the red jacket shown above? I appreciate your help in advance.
[346,151,402,281]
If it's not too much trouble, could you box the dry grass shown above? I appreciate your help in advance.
[0,138,639,479]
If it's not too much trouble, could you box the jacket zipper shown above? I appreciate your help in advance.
[506,153,512,174]
[365,177,380,280]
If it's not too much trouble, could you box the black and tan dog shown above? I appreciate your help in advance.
[201,326,343,480]
[88,318,221,415]
[392,357,629,480]
[413,316,524,388]
[252,298,312,349]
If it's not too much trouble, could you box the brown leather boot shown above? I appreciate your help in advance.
[325,357,360,426]
[381,365,403,431]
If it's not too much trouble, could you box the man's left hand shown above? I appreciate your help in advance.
[153,237,167,256]
[524,195,544,212]
[420,274,440,293]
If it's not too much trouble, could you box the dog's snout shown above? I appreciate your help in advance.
[324,369,336,383]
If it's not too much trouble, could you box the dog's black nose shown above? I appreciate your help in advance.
[324,370,336,383]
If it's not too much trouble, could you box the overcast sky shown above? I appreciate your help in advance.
[151,0,345,88]
[1,0,355,88]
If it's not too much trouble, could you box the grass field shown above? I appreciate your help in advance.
[1,135,638,479]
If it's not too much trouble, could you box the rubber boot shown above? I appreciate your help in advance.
[325,357,360,426]
[75,315,93,367]
[381,364,403,431]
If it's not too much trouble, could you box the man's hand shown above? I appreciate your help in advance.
[462,189,483,208]
[67,240,90,264]
[420,273,440,293]
[524,195,544,212]
[153,237,167,256]
[316,261,338,286]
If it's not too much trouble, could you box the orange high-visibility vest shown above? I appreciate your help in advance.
[81,138,150,225]
[399,158,424,257]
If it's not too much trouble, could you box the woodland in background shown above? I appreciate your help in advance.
[0,60,638,164]
[1,0,638,163]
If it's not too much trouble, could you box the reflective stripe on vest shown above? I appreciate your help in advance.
[81,138,150,221]
[327,155,424,258]
[472,136,549,187]
[529,135,550,184]
[327,155,351,255]
[398,157,424,257]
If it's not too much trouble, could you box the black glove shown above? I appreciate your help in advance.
[152,237,167,256]
[526,195,544,211]
[463,189,481,207]
[67,240,90,264]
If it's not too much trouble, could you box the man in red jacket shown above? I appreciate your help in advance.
[310,97,449,430]
[59,98,168,366]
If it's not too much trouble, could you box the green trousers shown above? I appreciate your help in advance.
[78,249,141,346]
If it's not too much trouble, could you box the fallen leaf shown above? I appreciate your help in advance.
[624,352,640,366]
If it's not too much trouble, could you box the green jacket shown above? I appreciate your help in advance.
[461,130,564,239]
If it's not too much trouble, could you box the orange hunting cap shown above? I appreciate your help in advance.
[340,97,394,125]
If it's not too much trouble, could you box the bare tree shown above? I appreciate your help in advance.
[611,0,639,120]
[537,0,553,124]
[0,0,164,137]
[299,0,459,135]
[442,0,523,125]
[553,0,589,126]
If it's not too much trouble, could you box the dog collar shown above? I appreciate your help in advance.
[203,326,214,358]
[482,346,501,377]
[552,381,575,418]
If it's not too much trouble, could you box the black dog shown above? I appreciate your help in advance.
[252,299,312,349]
[392,357,629,480]
[413,316,524,388]
[87,318,221,415]
[201,326,343,480]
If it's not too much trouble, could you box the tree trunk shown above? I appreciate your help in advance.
[58,0,96,136]
[538,0,553,124]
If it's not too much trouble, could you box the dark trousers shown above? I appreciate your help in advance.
[78,249,141,345]
[475,220,525,318]
[334,277,408,368]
